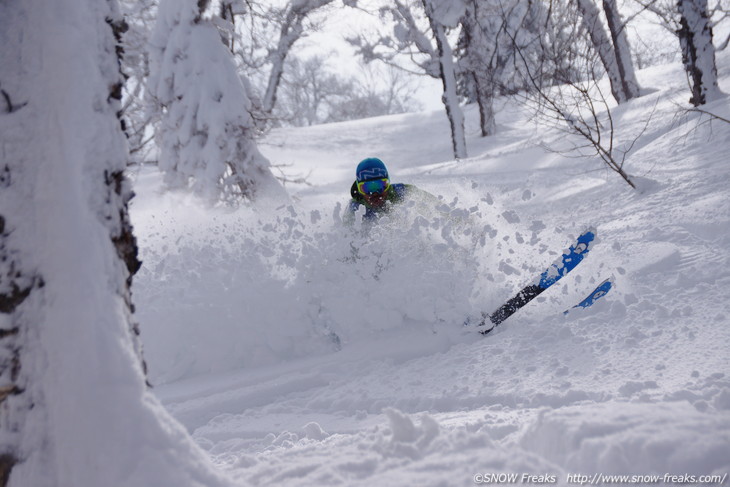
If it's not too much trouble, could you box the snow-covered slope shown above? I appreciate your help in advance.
[129,55,730,485]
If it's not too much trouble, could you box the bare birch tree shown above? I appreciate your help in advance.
[458,0,549,137]
[262,0,338,115]
[217,0,347,125]
[575,0,641,103]
[422,0,468,158]
[349,0,468,158]
[459,0,499,136]
[677,0,724,106]
[633,0,724,105]
[602,0,641,99]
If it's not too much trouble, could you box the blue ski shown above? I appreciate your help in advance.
[478,228,597,334]
[564,277,613,314]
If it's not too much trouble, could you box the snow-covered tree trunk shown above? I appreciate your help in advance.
[461,2,496,137]
[422,0,468,159]
[150,0,286,203]
[0,0,236,485]
[602,0,641,100]
[677,0,724,106]
[575,0,629,104]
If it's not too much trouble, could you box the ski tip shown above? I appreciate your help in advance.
[564,276,615,315]
[596,275,616,290]
[577,227,598,245]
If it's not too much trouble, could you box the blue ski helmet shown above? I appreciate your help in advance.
[356,157,389,182]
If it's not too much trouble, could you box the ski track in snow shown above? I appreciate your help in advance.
[130,55,730,485]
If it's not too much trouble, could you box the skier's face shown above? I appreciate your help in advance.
[358,178,390,208]
[363,191,387,208]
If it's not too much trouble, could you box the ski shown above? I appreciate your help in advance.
[477,228,597,334]
[563,277,613,315]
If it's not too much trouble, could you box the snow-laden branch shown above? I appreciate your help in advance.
[150,0,286,203]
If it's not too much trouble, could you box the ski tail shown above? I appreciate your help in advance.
[564,277,614,315]
[477,228,597,334]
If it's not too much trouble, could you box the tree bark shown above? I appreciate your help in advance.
[0,0,143,483]
[602,0,641,100]
[474,74,496,137]
[677,0,723,106]
[462,2,496,137]
[423,0,468,159]
[575,0,628,104]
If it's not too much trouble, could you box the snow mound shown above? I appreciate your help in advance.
[521,402,730,475]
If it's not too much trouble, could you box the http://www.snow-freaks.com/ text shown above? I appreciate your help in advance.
[473,472,728,485]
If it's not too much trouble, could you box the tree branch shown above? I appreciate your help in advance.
[0,86,27,114]
[508,25,638,189]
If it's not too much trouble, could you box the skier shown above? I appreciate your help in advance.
[344,157,422,225]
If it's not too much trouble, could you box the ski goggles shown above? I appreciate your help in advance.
[357,178,390,195]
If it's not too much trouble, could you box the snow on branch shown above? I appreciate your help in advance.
[150,0,286,203]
